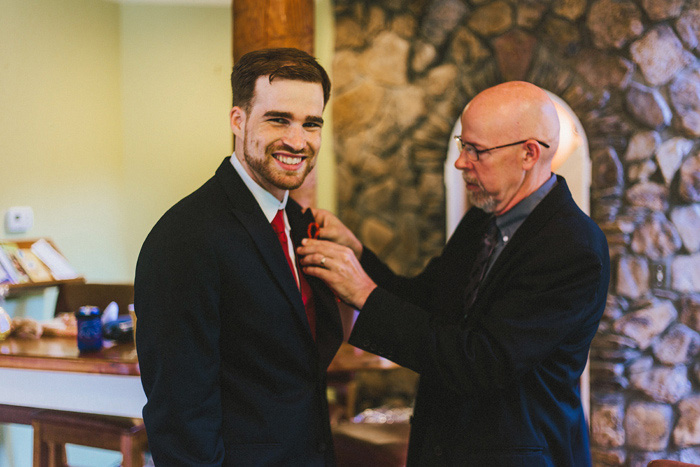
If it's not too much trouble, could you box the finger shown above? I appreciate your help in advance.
[309,210,341,240]
[302,263,335,283]
[310,208,331,226]
[309,207,324,219]
[299,252,328,268]
[315,221,336,241]
[298,238,320,257]
[299,238,342,255]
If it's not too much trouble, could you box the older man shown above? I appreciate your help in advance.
[299,81,610,466]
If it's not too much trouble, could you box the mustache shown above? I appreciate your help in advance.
[268,142,313,157]
[463,174,483,188]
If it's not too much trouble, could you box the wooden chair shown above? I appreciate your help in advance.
[30,282,145,466]
[32,409,148,467]
[0,403,37,426]
[54,282,134,317]
[332,422,410,467]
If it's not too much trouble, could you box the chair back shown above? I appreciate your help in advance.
[54,283,134,317]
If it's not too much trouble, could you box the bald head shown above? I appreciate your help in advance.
[462,81,560,167]
[456,81,562,215]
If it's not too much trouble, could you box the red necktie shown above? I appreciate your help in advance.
[271,209,316,339]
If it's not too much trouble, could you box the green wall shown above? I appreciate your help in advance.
[0,0,127,283]
[0,1,230,465]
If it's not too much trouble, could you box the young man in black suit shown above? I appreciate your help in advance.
[300,81,610,466]
[135,48,343,466]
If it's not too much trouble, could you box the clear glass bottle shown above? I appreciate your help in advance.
[0,284,11,340]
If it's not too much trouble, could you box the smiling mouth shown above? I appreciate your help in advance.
[273,153,306,167]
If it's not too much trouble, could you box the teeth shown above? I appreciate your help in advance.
[275,154,303,165]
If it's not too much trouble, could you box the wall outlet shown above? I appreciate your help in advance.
[649,261,669,289]
[5,206,34,234]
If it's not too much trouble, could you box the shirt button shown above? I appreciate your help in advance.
[434,445,443,457]
[503,235,509,242]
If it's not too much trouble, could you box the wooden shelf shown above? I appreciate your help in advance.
[6,277,86,296]
[1,238,84,297]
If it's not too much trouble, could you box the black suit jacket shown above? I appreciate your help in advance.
[135,158,343,466]
[349,176,610,466]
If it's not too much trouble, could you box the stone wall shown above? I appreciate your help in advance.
[332,0,700,465]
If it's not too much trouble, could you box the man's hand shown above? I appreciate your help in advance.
[298,238,376,309]
[311,208,363,260]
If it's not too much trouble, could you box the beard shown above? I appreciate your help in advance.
[465,176,498,213]
[242,135,316,192]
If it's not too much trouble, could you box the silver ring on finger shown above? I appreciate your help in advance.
[320,256,327,267]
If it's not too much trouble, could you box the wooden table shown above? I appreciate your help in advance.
[0,337,395,422]
[328,342,398,373]
[0,336,145,420]
[327,342,399,420]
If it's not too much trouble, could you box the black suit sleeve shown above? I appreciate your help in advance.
[350,235,607,396]
[358,246,441,310]
[135,224,225,466]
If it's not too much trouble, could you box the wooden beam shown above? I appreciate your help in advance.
[233,0,314,60]
[231,0,317,208]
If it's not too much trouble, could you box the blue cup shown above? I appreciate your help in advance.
[75,306,103,352]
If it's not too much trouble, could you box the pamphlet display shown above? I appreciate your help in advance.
[0,238,81,292]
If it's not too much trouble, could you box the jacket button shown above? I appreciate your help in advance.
[317,442,327,453]
[434,445,443,457]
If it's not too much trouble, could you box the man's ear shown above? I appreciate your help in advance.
[230,106,246,138]
[522,140,541,170]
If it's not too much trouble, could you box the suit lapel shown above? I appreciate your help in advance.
[487,176,571,283]
[287,200,343,355]
[466,176,573,323]
[212,157,341,355]
[213,159,306,319]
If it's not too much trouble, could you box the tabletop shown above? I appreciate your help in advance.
[0,336,397,420]
[0,336,139,376]
[0,337,395,376]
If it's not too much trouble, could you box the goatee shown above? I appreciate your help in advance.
[465,177,497,213]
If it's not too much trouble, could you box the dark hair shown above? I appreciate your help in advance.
[231,48,331,112]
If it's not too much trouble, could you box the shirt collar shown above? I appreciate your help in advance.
[495,173,557,241]
[230,153,288,224]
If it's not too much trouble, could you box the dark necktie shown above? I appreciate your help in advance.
[463,217,499,315]
[271,209,316,339]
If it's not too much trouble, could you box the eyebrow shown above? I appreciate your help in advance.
[263,111,324,126]
[306,116,324,126]
[461,138,484,149]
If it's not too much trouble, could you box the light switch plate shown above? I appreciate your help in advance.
[5,206,34,233]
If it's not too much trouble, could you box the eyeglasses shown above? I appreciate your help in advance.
[454,136,550,162]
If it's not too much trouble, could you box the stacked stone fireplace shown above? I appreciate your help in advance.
[331,0,700,465]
